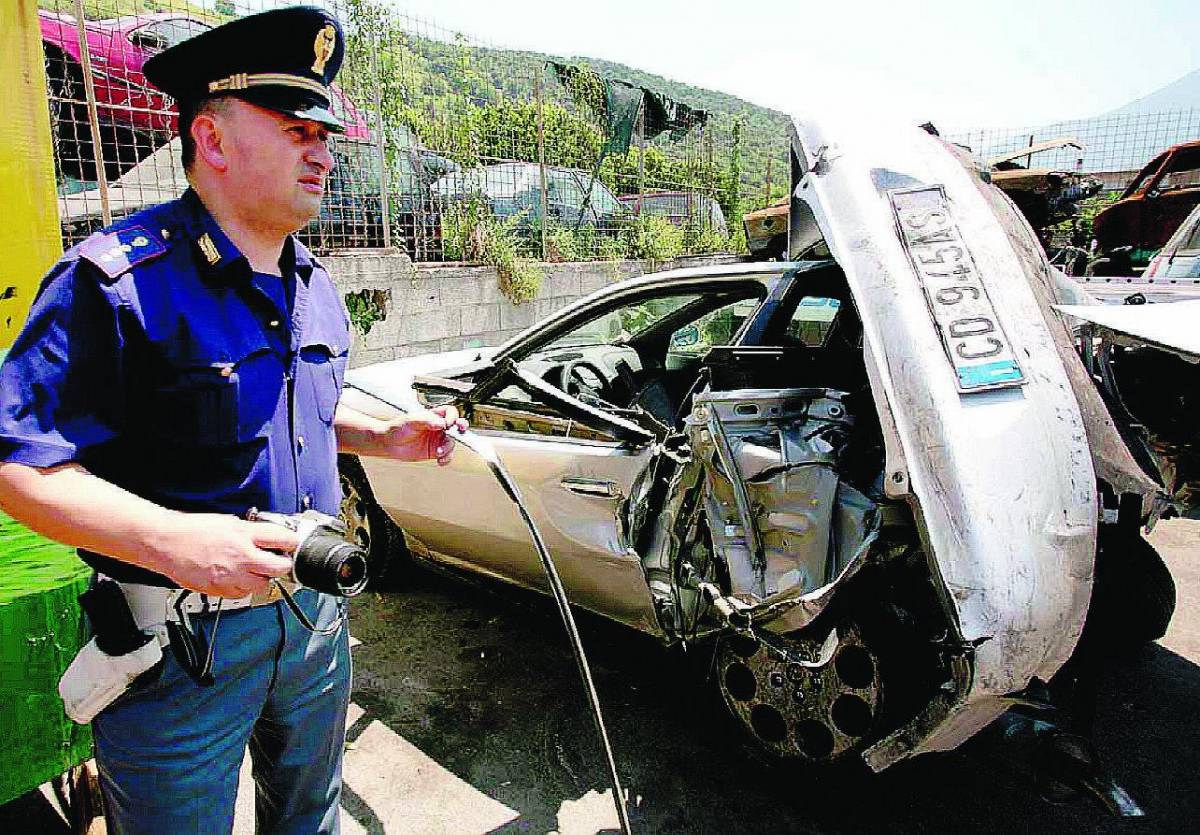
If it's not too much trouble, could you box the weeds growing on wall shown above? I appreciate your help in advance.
[344,288,392,336]
[441,200,545,304]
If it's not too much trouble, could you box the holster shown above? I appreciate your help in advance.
[58,634,166,724]
[59,579,168,724]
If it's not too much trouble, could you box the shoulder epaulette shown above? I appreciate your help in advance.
[78,225,169,280]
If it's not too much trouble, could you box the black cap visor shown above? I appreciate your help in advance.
[231,87,346,133]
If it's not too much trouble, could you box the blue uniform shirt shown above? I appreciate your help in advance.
[0,189,350,586]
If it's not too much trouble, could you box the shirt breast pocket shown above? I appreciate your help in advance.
[151,346,280,447]
[301,341,349,425]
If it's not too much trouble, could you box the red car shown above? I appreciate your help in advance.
[1093,140,1200,270]
[40,10,370,181]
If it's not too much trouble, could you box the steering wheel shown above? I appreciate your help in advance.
[559,359,612,404]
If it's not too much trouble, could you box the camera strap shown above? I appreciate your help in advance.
[164,591,223,686]
[272,579,346,636]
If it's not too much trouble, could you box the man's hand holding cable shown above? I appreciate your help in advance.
[335,404,468,466]
[375,405,468,466]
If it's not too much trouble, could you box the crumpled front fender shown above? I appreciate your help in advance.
[791,116,1097,764]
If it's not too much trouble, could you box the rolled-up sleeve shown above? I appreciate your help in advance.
[0,262,126,468]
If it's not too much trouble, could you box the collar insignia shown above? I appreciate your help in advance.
[197,233,221,266]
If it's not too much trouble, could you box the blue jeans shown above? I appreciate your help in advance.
[93,590,351,835]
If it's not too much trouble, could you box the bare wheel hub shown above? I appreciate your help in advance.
[339,473,372,552]
[716,623,882,761]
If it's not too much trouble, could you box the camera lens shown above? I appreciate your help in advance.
[293,532,369,597]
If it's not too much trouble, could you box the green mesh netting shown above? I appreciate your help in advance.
[0,512,92,805]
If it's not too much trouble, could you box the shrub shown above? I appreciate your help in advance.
[623,215,685,263]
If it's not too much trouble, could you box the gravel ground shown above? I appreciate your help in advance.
[6,519,1199,833]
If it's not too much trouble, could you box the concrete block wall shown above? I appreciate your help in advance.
[325,252,742,366]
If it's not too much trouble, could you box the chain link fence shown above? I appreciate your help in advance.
[948,108,1200,193]
[39,0,746,270]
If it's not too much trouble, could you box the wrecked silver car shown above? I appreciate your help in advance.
[337,117,1195,805]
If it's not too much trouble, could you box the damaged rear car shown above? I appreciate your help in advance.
[338,116,1193,810]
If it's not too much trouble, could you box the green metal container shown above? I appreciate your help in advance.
[0,513,91,805]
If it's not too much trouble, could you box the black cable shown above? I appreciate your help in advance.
[468,435,633,835]
[344,382,632,833]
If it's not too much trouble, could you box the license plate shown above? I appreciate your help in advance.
[890,186,1025,392]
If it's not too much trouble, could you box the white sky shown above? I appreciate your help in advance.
[374,0,1199,130]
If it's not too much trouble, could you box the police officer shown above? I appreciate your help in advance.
[0,6,463,833]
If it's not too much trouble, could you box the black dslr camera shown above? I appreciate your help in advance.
[247,509,369,597]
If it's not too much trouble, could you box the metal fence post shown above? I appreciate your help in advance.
[636,102,645,218]
[72,0,111,228]
[535,72,548,260]
[370,41,392,251]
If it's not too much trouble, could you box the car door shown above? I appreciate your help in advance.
[368,371,662,631]
[371,301,700,634]
[355,275,776,633]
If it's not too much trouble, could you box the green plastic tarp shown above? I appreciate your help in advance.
[547,61,709,155]
[0,513,91,805]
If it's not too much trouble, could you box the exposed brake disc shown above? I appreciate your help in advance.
[716,622,882,761]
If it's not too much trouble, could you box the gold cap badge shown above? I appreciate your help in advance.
[312,24,337,74]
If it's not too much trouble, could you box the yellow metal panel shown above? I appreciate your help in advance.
[0,0,62,349]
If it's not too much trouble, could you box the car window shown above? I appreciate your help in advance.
[544,294,701,350]
[1155,149,1200,193]
[668,298,759,357]
[636,195,686,223]
[131,19,210,54]
[330,140,381,193]
[1183,219,1200,251]
[384,127,422,197]
[548,170,585,207]
[1180,223,1200,249]
[477,164,535,200]
[574,173,619,215]
[784,296,842,347]
[1168,209,1200,252]
[1123,153,1166,197]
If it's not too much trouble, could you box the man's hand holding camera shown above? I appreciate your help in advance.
[146,405,467,597]
[152,512,301,598]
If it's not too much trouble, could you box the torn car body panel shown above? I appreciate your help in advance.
[789,117,1098,764]
[1055,301,1200,517]
[684,387,880,630]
